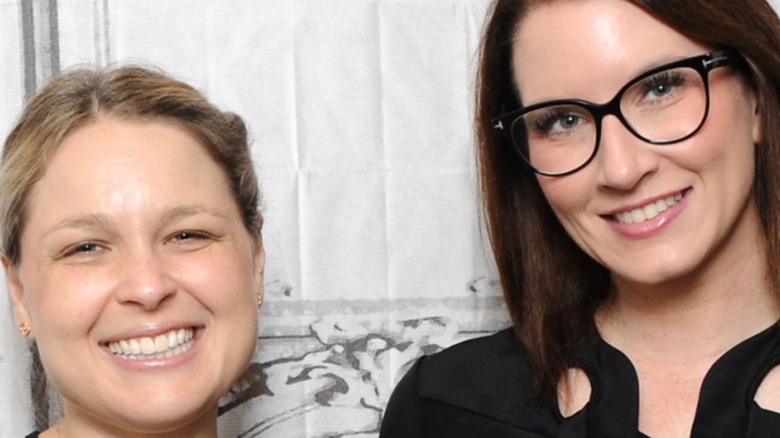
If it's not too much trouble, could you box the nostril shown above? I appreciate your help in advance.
[596,125,660,190]
[116,257,176,310]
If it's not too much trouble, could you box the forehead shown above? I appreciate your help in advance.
[52,117,208,164]
[28,118,229,208]
[511,0,709,104]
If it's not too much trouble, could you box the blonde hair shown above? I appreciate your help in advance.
[1,65,263,266]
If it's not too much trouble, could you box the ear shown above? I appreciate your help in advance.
[3,256,33,338]
[253,242,266,303]
[751,94,764,145]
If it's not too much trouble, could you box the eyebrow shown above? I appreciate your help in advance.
[47,214,112,235]
[521,53,698,107]
[159,204,232,224]
[44,204,232,237]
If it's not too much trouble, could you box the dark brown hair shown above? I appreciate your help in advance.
[476,0,780,400]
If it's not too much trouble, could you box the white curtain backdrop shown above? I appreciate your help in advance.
[0,1,509,436]
[5,1,780,437]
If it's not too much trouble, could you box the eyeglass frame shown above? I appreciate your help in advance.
[492,50,740,177]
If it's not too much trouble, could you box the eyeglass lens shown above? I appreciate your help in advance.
[512,65,707,176]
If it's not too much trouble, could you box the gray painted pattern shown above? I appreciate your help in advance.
[91,0,110,66]
[21,0,60,100]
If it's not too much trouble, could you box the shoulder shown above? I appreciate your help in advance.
[381,328,559,436]
[418,328,530,400]
[417,328,553,423]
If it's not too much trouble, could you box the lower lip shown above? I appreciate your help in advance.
[104,329,202,371]
[608,190,690,238]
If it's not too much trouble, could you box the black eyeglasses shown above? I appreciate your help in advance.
[492,50,738,176]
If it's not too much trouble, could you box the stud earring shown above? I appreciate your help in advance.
[257,293,264,308]
[18,322,31,337]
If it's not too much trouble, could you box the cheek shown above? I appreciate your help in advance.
[24,267,110,337]
[537,175,601,261]
[174,247,257,312]
[22,268,114,385]
[685,90,757,182]
[538,174,594,225]
[193,247,260,363]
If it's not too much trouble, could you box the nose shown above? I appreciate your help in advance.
[115,249,176,311]
[595,115,659,190]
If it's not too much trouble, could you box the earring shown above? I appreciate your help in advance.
[257,293,264,308]
[18,322,31,337]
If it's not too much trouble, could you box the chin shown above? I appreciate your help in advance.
[80,386,222,434]
[611,262,701,290]
[602,244,706,285]
[105,402,216,434]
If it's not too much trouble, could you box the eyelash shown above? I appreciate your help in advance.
[534,110,580,134]
[639,71,685,98]
[169,230,213,243]
[59,230,213,257]
[61,241,104,258]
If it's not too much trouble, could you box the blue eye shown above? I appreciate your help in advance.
[525,105,593,141]
[169,231,216,246]
[638,71,686,102]
[78,243,98,252]
[534,111,583,134]
[172,231,205,241]
[61,242,104,258]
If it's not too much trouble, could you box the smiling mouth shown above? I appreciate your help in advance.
[107,328,194,360]
[614,192,684,224]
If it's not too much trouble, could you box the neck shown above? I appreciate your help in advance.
[51,405,218,438]
[599,282,777,364]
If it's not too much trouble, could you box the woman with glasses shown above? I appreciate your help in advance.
[381,0,780,436]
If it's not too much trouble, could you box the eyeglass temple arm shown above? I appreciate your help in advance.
[704,50,735,70]
[493,105,508,130]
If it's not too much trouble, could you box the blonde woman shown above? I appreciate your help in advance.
[3,66,265,437]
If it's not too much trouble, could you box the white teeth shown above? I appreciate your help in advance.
[108,328,194,361]
[130,339,141,355]
[615,192,684,224]
[140,337,155,355]
[155,335,168,351]
[642,203,659,220]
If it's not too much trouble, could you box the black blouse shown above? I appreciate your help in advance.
[380,324,780,437]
